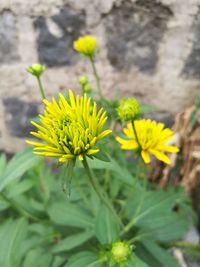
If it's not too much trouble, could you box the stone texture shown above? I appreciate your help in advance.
[34,7,85,67]
[182,10,200,78]
[1,0,200,153]
[3,98,39,138]
[184,226,200,267]
[0,10,19,64]
[105,0,172,73]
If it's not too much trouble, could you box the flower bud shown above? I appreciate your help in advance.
[83,84,92,93]
[79,76,88,85]
[111,241,131,263]
[117,98,139,121]
[27,63,46,77]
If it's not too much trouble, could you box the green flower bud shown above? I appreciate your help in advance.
[117,98,139,121]
[27,63,46,77]
[111,241,131,263]
[83,84,92,93]
[79,76,88,85]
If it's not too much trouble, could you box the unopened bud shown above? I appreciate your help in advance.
[111,241,131,263]
[27,63,46,77]
[79,76,88,85]
[83,84,92,93]
[117,98,139,121]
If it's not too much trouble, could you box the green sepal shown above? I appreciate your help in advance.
[93,151,111,162]
[60,158,76,197]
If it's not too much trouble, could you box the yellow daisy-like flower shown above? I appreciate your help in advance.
[27,90,112,163]
[116,119,179,164]
[73,35,97,57]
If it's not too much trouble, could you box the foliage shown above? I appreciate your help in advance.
[0,146,196,267]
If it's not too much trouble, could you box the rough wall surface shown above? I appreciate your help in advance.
[0,0,200,153]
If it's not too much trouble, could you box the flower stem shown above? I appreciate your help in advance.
[131,120,141,149]
[36,76,46,100]
[82,155,123,227]
[89,56,102,98]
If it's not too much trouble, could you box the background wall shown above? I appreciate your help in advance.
[0,0,200,153]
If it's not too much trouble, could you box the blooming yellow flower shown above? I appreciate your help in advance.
[116,119,179,164]
[73,36,97,57]
[27,90,112,162]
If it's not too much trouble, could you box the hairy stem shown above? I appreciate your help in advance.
[82,155,123,227]
[131,120,141,149]
[89,56,102,98]
[36,76,46,100]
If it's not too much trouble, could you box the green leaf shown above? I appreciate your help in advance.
[0,218,28,267]
[51,256,66,267]
[0,148,40,191]
[126,188,190,241]
[0,154,7,176]
[0,199,9,211]
[77,157,136,186]
[126,254,149,267]
[22,248,53,267]
[64,251,98,267]
[93,151,111,162]
[52,230,93,253]
[61,158,76,196]
[95,205,120,244]
[139,104,158,114]
[139,240,180,267]
[7,179,35,198]
[47,201,94,229]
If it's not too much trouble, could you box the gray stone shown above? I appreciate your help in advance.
[104,0,172,74]
[3,98,39,138]
[182,11,200,78]
[185,226,199,244]
[34,7,86,67]
[0,10,19,64]
[184,227,200,267]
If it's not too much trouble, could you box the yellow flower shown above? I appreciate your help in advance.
[27,90,112,162]
[116,119,179,164]
[73,35,97,57]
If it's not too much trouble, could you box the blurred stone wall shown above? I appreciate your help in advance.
[0,0,200,153]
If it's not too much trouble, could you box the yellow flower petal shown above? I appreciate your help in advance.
[116,137,138,150]
[159,145,179,153]
[117,119,179,165]
[86,149,99,155]
[27,90,111,162]
[141,150,151,164]
[150,149,171,164]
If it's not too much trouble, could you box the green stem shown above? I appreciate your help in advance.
[131,120,141,149]
[89,56,102,98]
[168,241,200,250]
[82,155,123,227]
[128,232,151,245]
[36,76,46,100]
